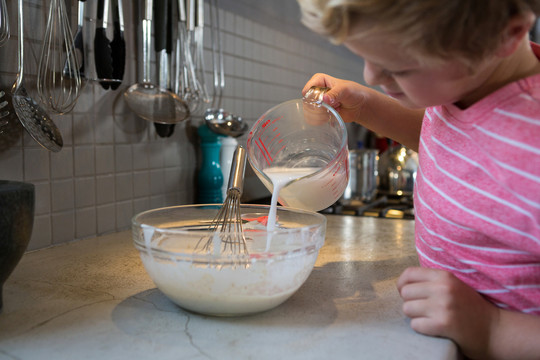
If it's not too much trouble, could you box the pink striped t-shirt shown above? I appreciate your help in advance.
[414,43,540,315]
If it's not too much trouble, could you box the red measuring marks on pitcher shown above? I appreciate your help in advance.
[321,147,350,198]
[254,116,284,166]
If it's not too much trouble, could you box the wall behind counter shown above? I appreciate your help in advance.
[0,0,364,250]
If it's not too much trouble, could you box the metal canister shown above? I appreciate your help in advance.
[342,149,379,203]
[378,145,418,196]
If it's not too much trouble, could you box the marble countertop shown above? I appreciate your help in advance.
[0,215,459,360]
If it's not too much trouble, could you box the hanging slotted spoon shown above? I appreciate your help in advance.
[12,0,63,152]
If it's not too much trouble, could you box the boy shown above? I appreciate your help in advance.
[297,1,540,359]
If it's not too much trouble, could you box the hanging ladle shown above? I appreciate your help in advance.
[124,0,189,124]
[203,0,246,138]
[205,111,247,138]
[11,0,63,152]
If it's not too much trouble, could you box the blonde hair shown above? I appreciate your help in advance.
[298,0,540,64]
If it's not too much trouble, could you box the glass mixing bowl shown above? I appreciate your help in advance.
[132,204,326,316]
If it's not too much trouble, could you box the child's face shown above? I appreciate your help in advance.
[344,33,497,109]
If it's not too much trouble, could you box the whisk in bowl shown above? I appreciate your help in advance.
[196,145,248,256]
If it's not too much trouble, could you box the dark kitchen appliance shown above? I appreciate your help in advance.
[252,193,415,220]
[321,195,414,220]
[0,181,35,310]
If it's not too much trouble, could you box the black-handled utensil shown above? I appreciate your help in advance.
[64,0,86,78]
[110,0,125,90]
[153,0,175,137]
[94,0,113,89]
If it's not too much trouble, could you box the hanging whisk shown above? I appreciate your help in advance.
[0,0,9,47]
[196,145,249,255]
[37,0,82,114]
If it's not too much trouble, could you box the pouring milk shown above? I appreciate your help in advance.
[265,167,321,232]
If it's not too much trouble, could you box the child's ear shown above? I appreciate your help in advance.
[496,12,536,57]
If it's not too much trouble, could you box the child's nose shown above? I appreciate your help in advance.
[363,61,387,86]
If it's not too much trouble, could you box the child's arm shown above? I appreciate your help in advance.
[397,266,540,360]
[302,73,425,151]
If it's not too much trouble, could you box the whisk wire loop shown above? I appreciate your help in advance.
[196,145,248,256]
[37,0,82,114]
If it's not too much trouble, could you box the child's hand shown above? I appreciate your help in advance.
[302,73,373,124]
[301,73,425,151]
[396,266,500,359]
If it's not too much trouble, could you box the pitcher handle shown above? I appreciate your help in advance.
[303,86,330,107]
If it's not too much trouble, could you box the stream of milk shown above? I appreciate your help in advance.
[264,167,320,239]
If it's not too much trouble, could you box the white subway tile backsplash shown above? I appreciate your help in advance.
[94,112,115,144]
[23,148,50,181]
[115,144,133,172]
[0,149,23,180]
[133,171,150,197]
[163,143,181,168]
[76,207,97,239]
[51,179,74,212]
[115,173,133,201]
[54,115,73,147]
[148,142,166,169]
[73,113,95,145]
[28,215,51,251]
[50,148,74,180]
[21,128,38,149]
[97,204,116,234]
[96,175,115,205]
[51,211,75,245]
[72,87,96,114]
[133,197,151,216]
[114,114,146,144]
[74,146,95,176]
[95,145,115,174]
[150,194,167,210]
[149,169,165,196]
[164,168,182,191]
[75,177,96,208]
[132,143,150,170]
[115,201,133,230]
[33,181,51,215]
[223,10,234,33]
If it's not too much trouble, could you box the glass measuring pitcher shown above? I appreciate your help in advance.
[246,87,349,211]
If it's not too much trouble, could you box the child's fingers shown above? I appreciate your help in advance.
[302,73,335,94]
[402,298,428,318]
[399,281,432,300]
[397,266,450,290]
[396,266,430,290]
[409,317,445,337]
